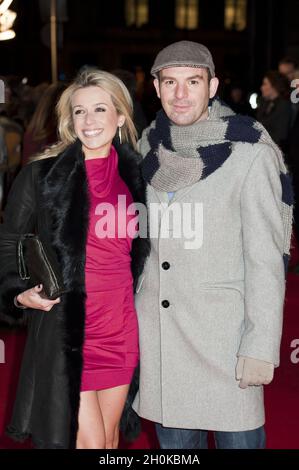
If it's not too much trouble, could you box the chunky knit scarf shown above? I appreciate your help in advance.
[140,97,294,273]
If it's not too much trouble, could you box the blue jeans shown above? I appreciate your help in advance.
[155,423,266,449]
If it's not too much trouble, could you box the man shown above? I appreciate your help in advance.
[132,41,293,449]
[278,57,297,82]
[279,57,299,129]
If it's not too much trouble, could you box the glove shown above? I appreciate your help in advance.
[236,356,274,389]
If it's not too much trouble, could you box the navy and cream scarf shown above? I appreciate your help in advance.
[140,97,294,273]
[141,97,280,190]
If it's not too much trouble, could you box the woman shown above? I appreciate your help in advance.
[0,70,150,449]
[256,70,291,151]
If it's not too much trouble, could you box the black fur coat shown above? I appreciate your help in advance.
[0,139,150,448]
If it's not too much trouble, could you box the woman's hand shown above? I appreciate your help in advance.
[16,284,61,311]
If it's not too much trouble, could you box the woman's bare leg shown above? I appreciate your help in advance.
[76,390,106,449]
[97,384,130,449]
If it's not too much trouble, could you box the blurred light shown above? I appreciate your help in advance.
[0,0,16,40]
[125,0,148,28]
[0,7,16,29]
[249,93,258,110]
[175,0,198,30]
[22,77,28,85]
[225,0,247,31]
[0,0,13,15]
[0,29,15,39]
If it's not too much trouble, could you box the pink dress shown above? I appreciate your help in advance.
[81,146,139,391]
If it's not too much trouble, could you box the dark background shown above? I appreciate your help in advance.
[0,0,299,96]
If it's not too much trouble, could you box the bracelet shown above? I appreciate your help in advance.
[13,296,28,309]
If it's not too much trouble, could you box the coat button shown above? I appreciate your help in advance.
[161,300,170,308]
[162,262,170,270]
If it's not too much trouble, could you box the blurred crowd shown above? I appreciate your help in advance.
[225,57,299,242]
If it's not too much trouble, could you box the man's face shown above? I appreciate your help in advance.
[279,62,296,82]
[154,66,219,126]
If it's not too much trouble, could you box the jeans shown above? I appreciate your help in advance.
[155,423,266,449]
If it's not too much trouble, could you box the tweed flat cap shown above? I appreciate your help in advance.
[151,40,215,78]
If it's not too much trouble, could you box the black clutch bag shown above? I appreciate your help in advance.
[17,234,66,300]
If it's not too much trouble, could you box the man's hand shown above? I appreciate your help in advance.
[235,356,274,389]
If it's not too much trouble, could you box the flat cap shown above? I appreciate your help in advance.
[151,40,215,78]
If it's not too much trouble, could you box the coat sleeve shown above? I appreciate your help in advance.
[0,163,37,320]
[238,146,286,367]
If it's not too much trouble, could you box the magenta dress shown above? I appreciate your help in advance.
[81,146,139,392]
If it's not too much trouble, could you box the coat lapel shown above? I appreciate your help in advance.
[41,139,90,290]
[169,184,197,204]
[153,188,169,205]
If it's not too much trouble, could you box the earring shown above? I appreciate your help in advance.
[118,126,122,144]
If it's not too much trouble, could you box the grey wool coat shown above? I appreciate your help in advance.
[132,138,289,432]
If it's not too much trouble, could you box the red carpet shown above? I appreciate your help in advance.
[263,272,299,449]
[1,272,299,449]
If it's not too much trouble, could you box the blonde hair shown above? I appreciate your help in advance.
[33,69,137,160]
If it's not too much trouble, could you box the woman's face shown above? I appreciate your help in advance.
[71,86,125,159]
[260,77,276,100]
